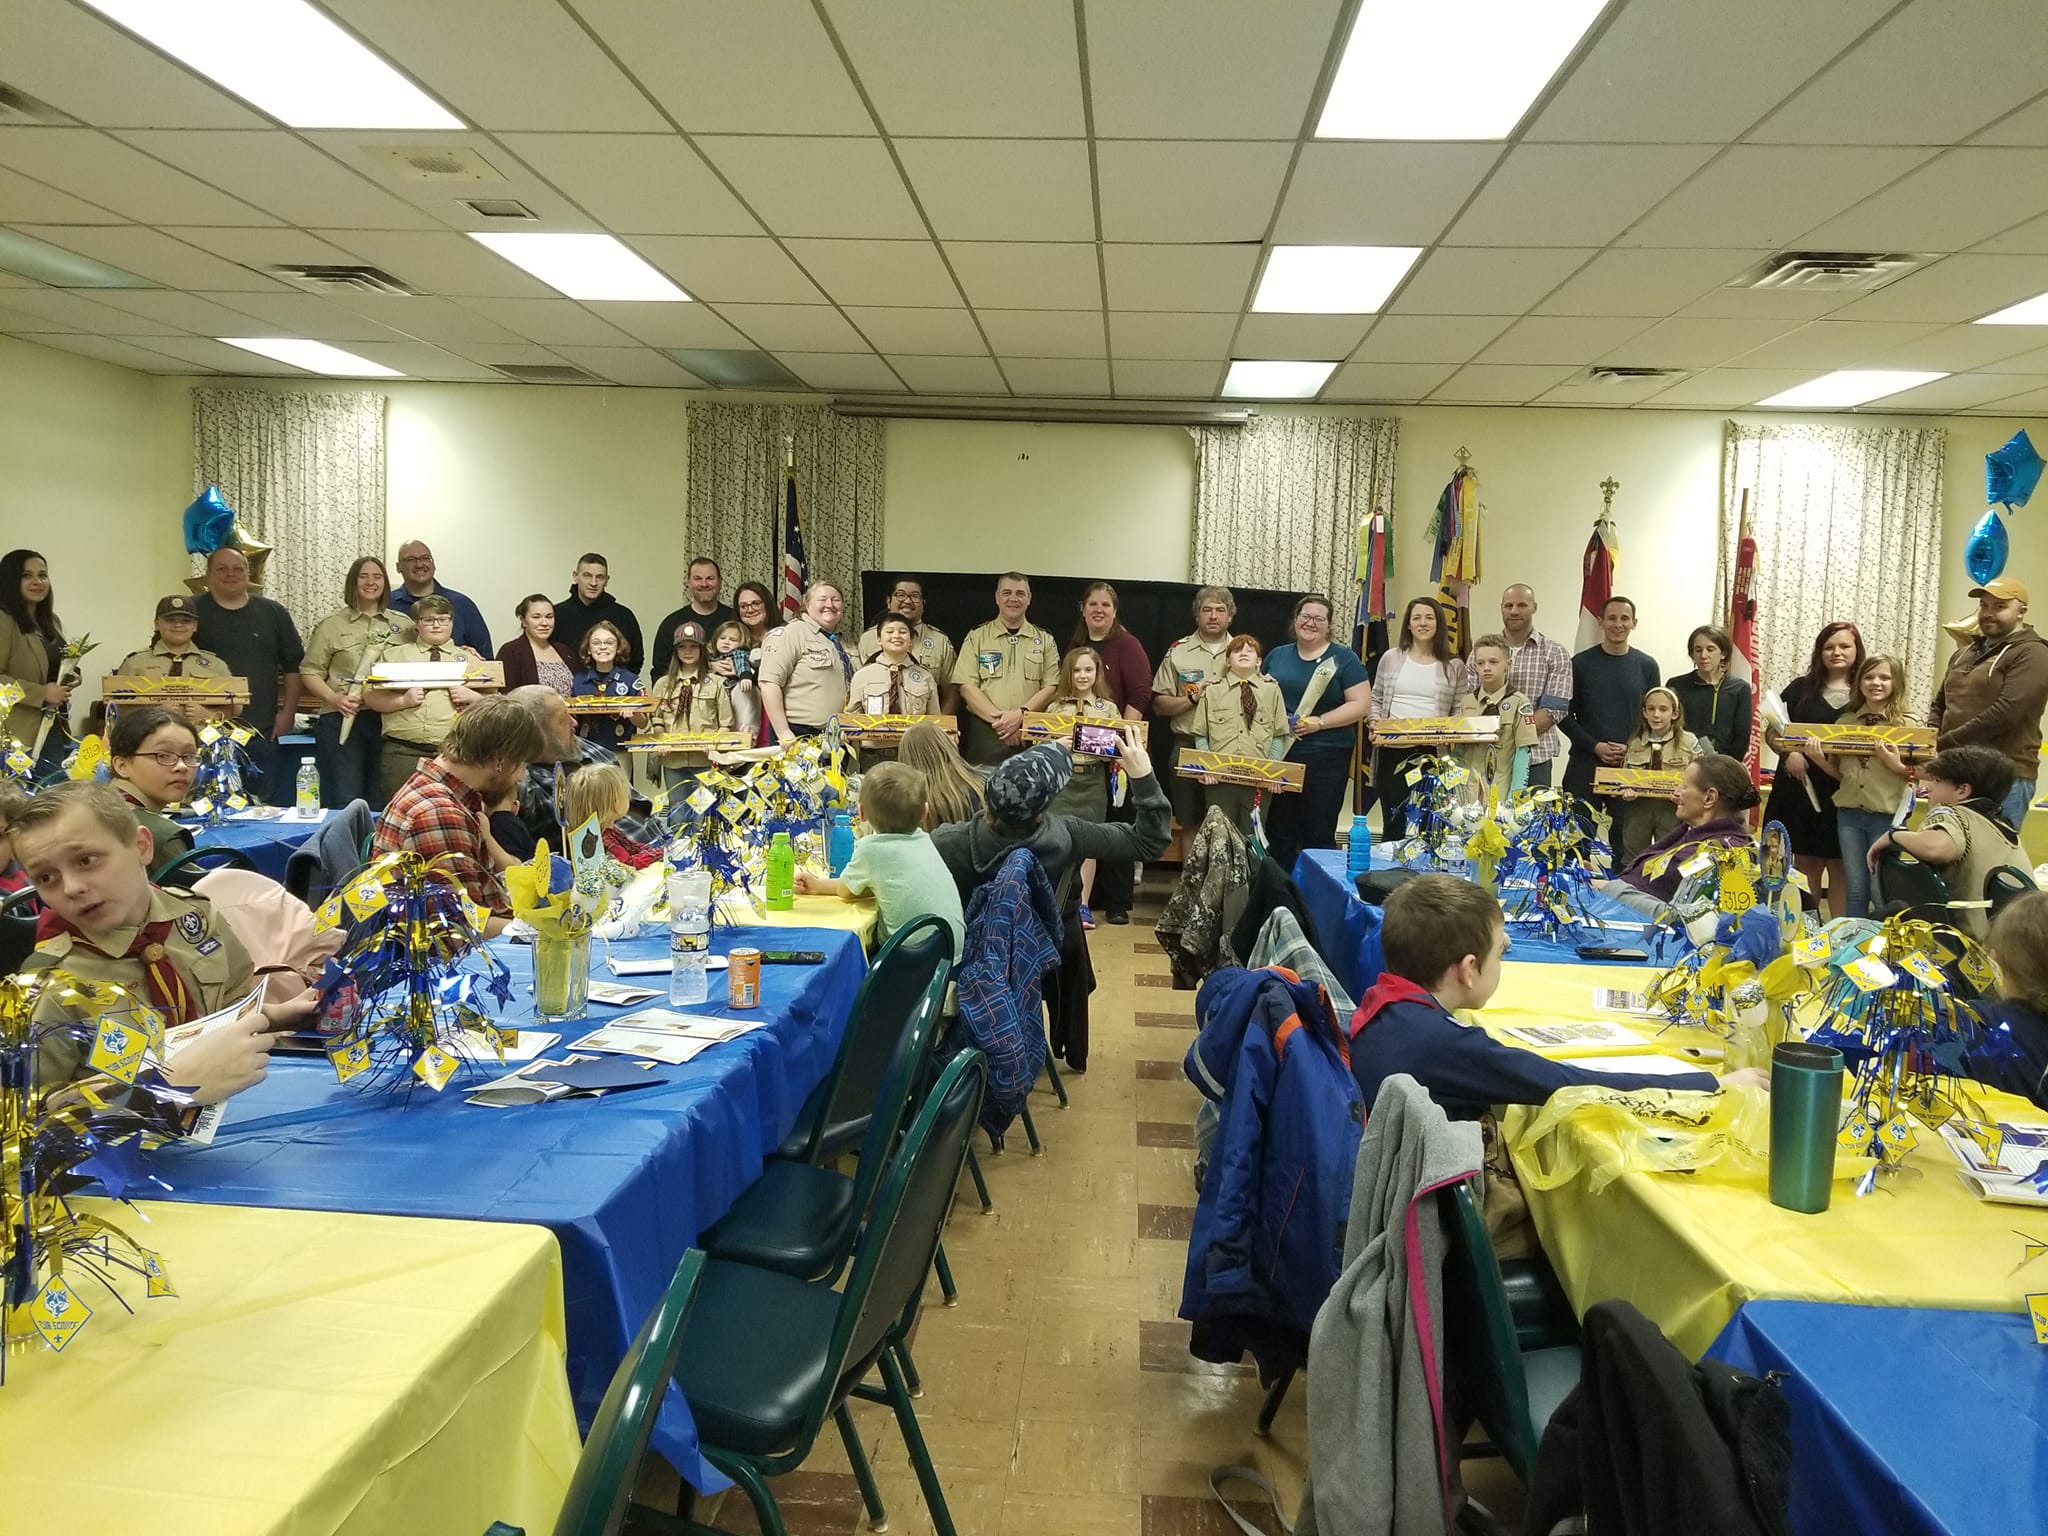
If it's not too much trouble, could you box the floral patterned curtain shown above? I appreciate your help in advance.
[191,389,387,637]
[1190,413,1399,619]
[683,402,883,636]
[1717,421,1946,712]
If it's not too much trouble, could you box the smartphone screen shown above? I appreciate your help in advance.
[1074,723,1122,758]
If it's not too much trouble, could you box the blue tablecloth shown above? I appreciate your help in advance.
[188,809,332,881]
[1711,1301,2048,1536]
[143,924,865,1492]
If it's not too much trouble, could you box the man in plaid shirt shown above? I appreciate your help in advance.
[1464,584,1572,787]
[373,695,547,936]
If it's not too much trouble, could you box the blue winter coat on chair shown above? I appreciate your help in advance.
[1179,964,1365,1385]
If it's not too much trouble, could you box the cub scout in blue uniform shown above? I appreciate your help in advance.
[952,571,1060,767]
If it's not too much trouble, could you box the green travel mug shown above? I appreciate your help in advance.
[1769,1040,1845,1215]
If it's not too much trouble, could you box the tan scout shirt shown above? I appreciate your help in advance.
[1453,687,1541,785]
[758,616,853,727]
[952,619,1060,712]
[857,622,956,683]
[848,660,940,717]
[1154,634,1233,739]
[301,608,415,705]
[1192,675,1291,761]
[115,640,233,682]
[375,641,481,746]
[647,670,739,768]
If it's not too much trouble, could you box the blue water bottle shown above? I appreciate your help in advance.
[828,810,855,875]
[1346,813,1373,878]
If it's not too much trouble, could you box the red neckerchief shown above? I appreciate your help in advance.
[34,907,200,1025]
[1347,972,1437,1041]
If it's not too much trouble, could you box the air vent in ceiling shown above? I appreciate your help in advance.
[1586,365,1686,384]
[1729,252,1928,293]
[490,362,604,385]
[461,198,537,221]
[368,145,506,183]
[669,349,804,390]
[268,264,421,297]
[0,82,67,125]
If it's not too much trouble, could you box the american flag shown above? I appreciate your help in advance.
[779,466,806,618]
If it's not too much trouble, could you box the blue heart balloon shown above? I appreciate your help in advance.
[1966,508,2010,585]
[1987,429,2043,510]
[181,484,236,553]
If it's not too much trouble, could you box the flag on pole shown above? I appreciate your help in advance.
[778,459,806,619]
[1726,489,1761,782]
[1575,492,1619,654]
[1427,461,1481,653]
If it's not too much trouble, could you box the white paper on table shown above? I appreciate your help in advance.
[161,986,266,1145]
[608,954,727,976]
[568,1023,715,1065]
[1566,1052,1709,1079]
[608,1007,763,1044]
[1500,1017,1646,1051]
[1938,1121,2048,1182]
[585,982,661,1006]
[466,1064,576,1107]
[457,1028,558,1063]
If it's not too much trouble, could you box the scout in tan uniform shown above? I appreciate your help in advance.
[952,572,1060,767]
[759,583,854,742]
[106,705,200,865]
[365,595,487,801]
[857,577,958,712]
[114,594,235,721]
[1045,646,1124,826]
[1451,634,1541,804]
[11,781,311,1104]
[299,556,415,809]
[646,620,740,788]
[1151,585,1238,827]
[848,614,941,767]
[1188,634,1291,837]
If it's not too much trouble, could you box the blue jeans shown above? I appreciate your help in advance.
[2002,778,2035,831]
[1836,807,1896,918]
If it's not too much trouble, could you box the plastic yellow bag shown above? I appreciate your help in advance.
[1517,1083,1767,1194]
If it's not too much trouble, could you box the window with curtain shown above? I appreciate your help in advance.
[1190,414,1399,623]
[1717,420,1946,712]
[191,389,388,637]
[683,402,883,636]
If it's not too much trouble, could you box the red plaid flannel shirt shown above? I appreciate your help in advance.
[371,756,508,913]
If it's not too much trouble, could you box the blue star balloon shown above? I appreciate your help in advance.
[1987,429,2043,510]
[181,485,236,553]
[1966,508,2011,585]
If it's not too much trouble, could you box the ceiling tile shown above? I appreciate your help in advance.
[0,0,264,129]
[336,340,502,381]
[895,140,1095,241]
[1722,320,1946,370]
[1534,373,1692,406]
[1537,249,1771,318]
[1529,0,1897,143]
[944,242,1101,309]
[1102,244,1258,312]
[694,138,923,239]
[1964,383,2048,413]
[572,0,872,134]
[1108,311,1238,360]
[323,0,666,131]
[1974,212,2048,255]
[1096,142,1291,243]
[1975,97,2048,147]
[453,298,635,346]
[114,130,441,230]
[1861,371,2048,412]
[1426,364,1579,404]
[1796,150,2048,254]
[160,227,367,270]
[1353,315,1515,365]
[632,236,826,304]
[1113,360,1223,397]
[8,332,194,371]
[0,166,122,224]
[1322,361,1459,401]
[1981,344,2048,374]
[1232,313,1370,360]
[328,296,526,346]
[1596,316,1799,370]
[778,352,905,392]
[1824,254,2048,324]
[1749,0,2046,146]
[844,306,985,355]
[551,346,708,388]
[443,342,574,371]
[1086,0,1343,139]
[1001,357,1111,396]
[1620,147,1936,249]
[0,128,274,226]
[826,0,1083,136]
[713,303,869,352]
[315,230,555,299]
[1477,317,1655,366]
[1446,145,1717,247]
[781,239,954,308]
[192,290,413,343]
[0,287,184,334]
[1273,143,1501,245]
[1390,248,1596,316]
[298,130,601,229]
[1675,284,1858,322]
[88,289,271,336]
[9,225,279,291]
[1858,323,2048,372]
[581,301,748,350]
[886,354,1007,393]
[975,310,1105,358]
[496,134,761,237]
[1642,368,1824,407]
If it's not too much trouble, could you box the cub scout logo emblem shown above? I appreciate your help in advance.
[32,1278,91,1352]
[977,650,1001,678]
[175,910,206,944]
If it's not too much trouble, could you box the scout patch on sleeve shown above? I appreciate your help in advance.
[175,910,206,944]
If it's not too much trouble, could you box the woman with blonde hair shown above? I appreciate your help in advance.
[899,719,985,830]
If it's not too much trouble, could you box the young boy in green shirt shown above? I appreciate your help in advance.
[795,761,965,956]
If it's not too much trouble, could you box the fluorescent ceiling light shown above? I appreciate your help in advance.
[1253,246,1421,314]
[1318,0,1609,140]
[470,233,690,303]
[1222,360,1337,400]
[1975,292,2048,325]
[1756,370,1946,409]
[77,0,460,129]
[219,338,403,378]
[0,229,151,288]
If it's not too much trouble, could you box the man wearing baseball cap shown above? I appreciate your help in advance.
[114,595,235,721]
[1930,576,2048,826]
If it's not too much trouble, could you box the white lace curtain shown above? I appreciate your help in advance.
[683,402,883,635]
[1716,421,1946,712]
[192,389,388,636]
[1190,414,1399,618]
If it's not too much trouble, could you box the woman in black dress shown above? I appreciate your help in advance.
[1762,621,1864,916]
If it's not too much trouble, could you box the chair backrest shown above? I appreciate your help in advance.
[150,843,258,890]
[550,1249,706,1536]
[840,928,955,1221]
[792,912,955,1165]
[1439,1177,1543,1485]
[1872,847,1948,915]
[1985,864,2036,922]
[0,886,41,976]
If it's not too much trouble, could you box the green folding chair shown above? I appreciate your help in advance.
[151,842,258,889]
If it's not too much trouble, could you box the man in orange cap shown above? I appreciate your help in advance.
[1930,576,2048,827]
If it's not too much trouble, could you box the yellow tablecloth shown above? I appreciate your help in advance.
[720,889,879,944]
[0,1201,579,1536]
[1494,960,2043,1358]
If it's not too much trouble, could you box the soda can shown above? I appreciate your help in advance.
[728,947,762,1009]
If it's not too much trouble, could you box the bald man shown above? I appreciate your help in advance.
[1465,583,1573,787]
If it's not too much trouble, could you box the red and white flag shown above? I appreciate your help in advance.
[1727,491,1761,781]
[1575,511,1618,653]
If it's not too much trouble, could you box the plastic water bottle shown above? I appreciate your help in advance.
[668,868,711,1006]
[765,832,795,911]
[295,761,319,813]
[827,810,855,875]
[1346,813,1373,878]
